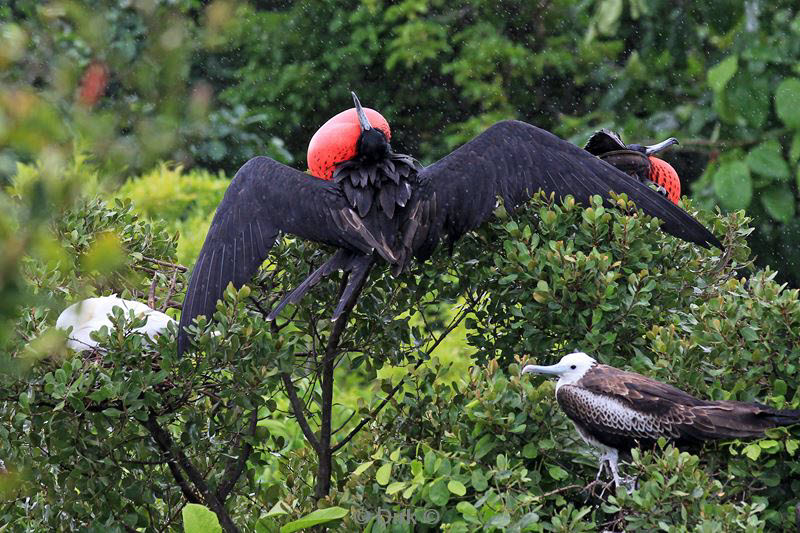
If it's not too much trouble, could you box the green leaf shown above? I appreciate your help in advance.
[707,55,738,93]
[429,478,450,506]
[522,442,538,458]
[471,470,488,492]
[424,450,436,475]
[386,481,407,495]
[182,504,221,533]
[775,78,800,129]
[740,327,759,342]
[746,141,789,180]
[280,507,348,533]
[548,465,569,480]
[448,480,466,496]
[790,133,800,163]
[786,440,799,456]
[376,463,391,486]
[760,184,795,223]
[713,161,752,209]
[473,433,496,459]
[743,443,762,460]
[773,379,787,397]
[595,0,623,35]
[353,460,373,476]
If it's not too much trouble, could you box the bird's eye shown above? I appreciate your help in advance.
[570,365,577,370]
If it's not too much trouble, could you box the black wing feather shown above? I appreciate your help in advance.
[418,120,721,254]
[178,156,381,354]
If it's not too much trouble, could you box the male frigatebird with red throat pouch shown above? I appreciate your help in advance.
[177,93,722,355]
[585,129,682,204]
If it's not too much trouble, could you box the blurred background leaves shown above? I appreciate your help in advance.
[2,0,800,531]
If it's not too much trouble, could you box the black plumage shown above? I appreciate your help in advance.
[178,118,722,355]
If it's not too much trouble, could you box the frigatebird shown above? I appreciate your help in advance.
[585,129,682,204]
[177,93,722,355]
[523,352,800,487]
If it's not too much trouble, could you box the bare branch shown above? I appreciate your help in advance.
[142,411,240,533]
[216,409,258,502]
[281,373,321,453]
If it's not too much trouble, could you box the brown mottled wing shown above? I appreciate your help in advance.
[577,365,708,414]
[562,365,798,446]
[416,120,721,257]
[177,156,388,355]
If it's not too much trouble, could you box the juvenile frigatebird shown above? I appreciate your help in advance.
[177,93,722,354]
[585,129,682,204]
[523,352,800,487]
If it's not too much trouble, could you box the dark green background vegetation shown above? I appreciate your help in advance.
[1,1,799,531]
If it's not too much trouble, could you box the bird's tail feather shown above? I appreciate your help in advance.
[689,402,800,441]
[268,250,356,321]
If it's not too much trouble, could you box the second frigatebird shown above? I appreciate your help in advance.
[585,129,682,204]
[177,93,721,354]
[523,352,800,487]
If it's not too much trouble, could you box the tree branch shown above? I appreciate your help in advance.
[316,260,374,499]
[281,373,322,453]
[142,411,240,533]
[332,300,471,453]
[216,408,259,502]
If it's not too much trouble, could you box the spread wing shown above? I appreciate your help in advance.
[177,156,384,354]
[417,120,721,254]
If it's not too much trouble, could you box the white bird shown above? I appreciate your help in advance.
[56,295,174,352]
[522,351,800,488]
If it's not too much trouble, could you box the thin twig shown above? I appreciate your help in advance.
[142,412,240,533]
[148,274,158,309]
[142,256,188,272]
[332,301,471,452]
[216,409,258,502]
[282,373,321,453]
[162,269,180,312]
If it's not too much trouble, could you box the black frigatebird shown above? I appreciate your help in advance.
[585,129,682,204]
[523,352,800,487]
[177,93,722,355]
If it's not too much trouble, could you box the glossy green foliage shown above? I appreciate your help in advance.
[4,170,800,530]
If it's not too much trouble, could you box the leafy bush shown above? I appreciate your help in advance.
[3,168,799,531]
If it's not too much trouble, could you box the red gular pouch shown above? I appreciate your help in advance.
[307,107,391,180]
[648,156,681,205]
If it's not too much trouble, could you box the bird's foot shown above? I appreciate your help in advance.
[641,178,668,198]
[584,478,613,499]
[620,475,637,494]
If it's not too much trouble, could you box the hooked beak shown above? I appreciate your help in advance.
[351,91,372,131]
[644,137,679,155]
[522,363,565,376]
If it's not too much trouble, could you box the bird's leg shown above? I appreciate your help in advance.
[595,456,608,480]
[332,254,375,320]
[604,449,637,493]
[606,449,623,489]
